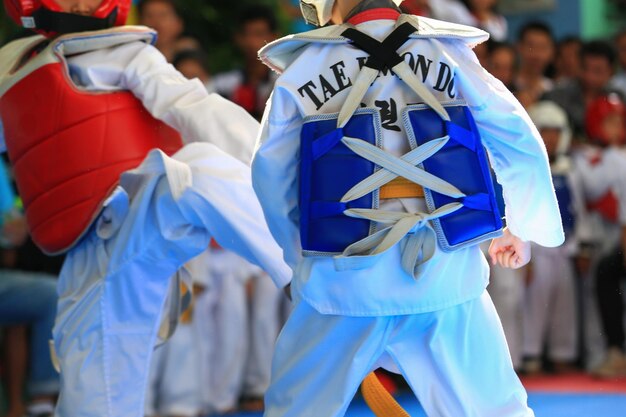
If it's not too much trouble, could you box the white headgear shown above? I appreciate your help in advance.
[300,0,405,27]
[528,100,572,158]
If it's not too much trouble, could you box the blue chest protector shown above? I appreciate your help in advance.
[300,103,503,254]
[298,22,503,270]
[300,110,381,253]
[405,104,503,250]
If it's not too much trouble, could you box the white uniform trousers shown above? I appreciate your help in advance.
[523,245,578,361]
[203,248,250,413]
[144,323,201,417]
[244,272,285,397]
[482,242,525,369]
[581,253,607,369]
[487,264,526,369]
[264,291,533,417]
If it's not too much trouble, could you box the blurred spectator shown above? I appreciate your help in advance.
[197,244,257,414]
[172,48,214,93]
[429,0,465,21]
[571,93,626,372]
[1,271,59,417]
[487,41,517,91]
[3,325,28,417]
[431,0,507,41]
[239,269,285,412]
[544,40,619,142]
[485,253,526,371]
[610,30,626,97]
[213,5,279,121]
[514,22,555,109]
[554,36,582,85]
[137,0,199,62]
[0,158,59,417]
[401,0,432,16]
[463,0,507,41]
[522,101,583,375]
[582,94,626,378]
[144,257,209,417]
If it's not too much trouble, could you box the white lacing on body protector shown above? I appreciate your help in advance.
[329,22,470,278]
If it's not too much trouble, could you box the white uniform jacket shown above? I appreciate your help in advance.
[253,14,564,316]
[0,27,293,417]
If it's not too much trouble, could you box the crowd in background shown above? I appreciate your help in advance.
[1,0,626,416]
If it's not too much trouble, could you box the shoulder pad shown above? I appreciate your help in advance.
[0,27,157,97]
[404,15,489,45]
[0,35,48,84]
[51,25,157,57]
[259,14,489,73]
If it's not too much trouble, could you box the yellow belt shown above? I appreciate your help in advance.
[379,177,424,199]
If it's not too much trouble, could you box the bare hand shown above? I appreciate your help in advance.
[488,228,531,269]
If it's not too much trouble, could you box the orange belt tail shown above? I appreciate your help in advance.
[361,372,411,417]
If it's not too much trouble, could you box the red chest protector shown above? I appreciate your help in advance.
[0,28,183,254]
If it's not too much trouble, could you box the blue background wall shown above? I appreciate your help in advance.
[503,0,581,42]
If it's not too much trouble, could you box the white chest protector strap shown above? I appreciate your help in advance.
[330,21,465,276]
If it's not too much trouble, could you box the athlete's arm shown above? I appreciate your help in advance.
[444,39,564,248]
[67,41,258,164]
[252,87,303,272]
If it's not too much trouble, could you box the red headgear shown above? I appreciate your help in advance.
[585,94,626,146]
[4,0,131,37]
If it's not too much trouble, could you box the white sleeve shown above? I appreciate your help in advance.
[67,42,258,164]
[444,40,564,247]
[251,87,303,270]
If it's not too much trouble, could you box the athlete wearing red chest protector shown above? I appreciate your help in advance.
[0,1,291,416]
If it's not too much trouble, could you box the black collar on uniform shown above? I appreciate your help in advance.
[342,22,417,72]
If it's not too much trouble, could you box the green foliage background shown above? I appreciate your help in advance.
[163,0,288,72]
[0,0,289,72]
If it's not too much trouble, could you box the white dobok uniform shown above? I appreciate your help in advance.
[253,9,563,417]
[0,27,291,417]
